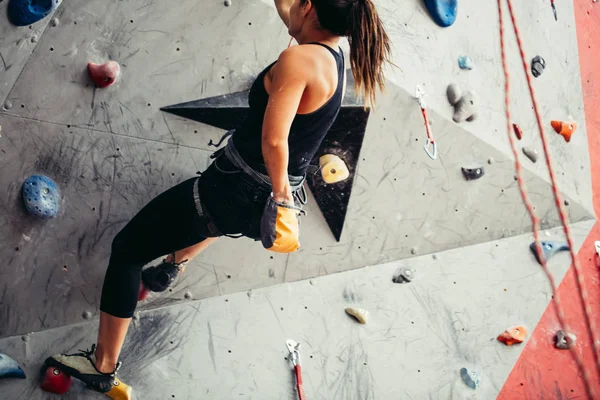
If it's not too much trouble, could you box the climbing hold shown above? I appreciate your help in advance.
[319,154,349,184]
[50,17,59,27]
[138,282,150,301]
[345,307,368,324]
[512,123,523,140]
[40,365,72,394]
[392,267,414,283]
[522,147,538,163]
[7,0,62,26]
[497,325,528,345]
[224,0,231,5]
[551,121,577,142]
[21,335,29,342]
[87,61,121,88]
[461,167,484,181]
[30,35,38,43]
[555,330,576,349]
[458,55,474,70]
[564,199,570,206]
[450,88,479,123]
[410,247,417,255]
[529,240,570,264]
[446,83,462,106]
[184,291,193,300]
[81,311,92,320]
[0,353,26,379]
[424,0,458,27]
[487,158,494,165]
[460,368,480,389]
[3,100,13,110]
[21,175,59,219]
[531,56,546,78]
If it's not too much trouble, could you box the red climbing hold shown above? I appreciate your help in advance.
[512,123,523,140]
[551,120,577,142]
[497,325,528,345]
[87,61,120,88]
[138,282,150,301]
[40,366,72,394]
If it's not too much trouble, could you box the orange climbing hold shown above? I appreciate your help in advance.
[497,325,528,346]
[88,61,121,88]
[512,123,523,140]
[551,120,577,142]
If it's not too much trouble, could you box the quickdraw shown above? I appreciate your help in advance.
[415,85,438,160]
[286,339,306,400]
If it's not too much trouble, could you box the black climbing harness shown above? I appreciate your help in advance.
[201,130,308,239]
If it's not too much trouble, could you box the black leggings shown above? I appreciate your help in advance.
[100,158,269,318]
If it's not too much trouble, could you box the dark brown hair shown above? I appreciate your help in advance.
[302,0,392,106]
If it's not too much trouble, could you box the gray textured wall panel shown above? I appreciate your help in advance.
[373,0,592,214]
[0,2,56,103]
[2,0,289,148]
[0,221,592,399]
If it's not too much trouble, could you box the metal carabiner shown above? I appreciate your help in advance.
[424,138,437,160]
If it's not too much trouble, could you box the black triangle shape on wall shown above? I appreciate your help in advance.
[160,72,370,241]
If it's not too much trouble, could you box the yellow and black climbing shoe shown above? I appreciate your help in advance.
[141,254,188,292]
[42,344,120,393]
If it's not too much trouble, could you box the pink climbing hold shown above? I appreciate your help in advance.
[87,61,120,88]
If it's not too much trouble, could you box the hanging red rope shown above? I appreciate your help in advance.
[497,0,599,398]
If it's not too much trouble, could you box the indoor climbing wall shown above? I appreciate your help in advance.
[0,0,599,398]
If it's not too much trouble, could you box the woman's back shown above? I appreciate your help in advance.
[233,42,345,176]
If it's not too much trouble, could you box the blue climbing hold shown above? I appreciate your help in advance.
[7,0,62,27]
[530,241,570,264]
[460,367,480,389]
[0,353,26,379]
[424,0,458,28]
[458,55,474,70]
[21,175,59,218]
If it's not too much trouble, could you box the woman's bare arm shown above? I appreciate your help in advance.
[274,0,294,27]
[261,47,308,204]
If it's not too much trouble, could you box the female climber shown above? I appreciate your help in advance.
[43,0,392,393]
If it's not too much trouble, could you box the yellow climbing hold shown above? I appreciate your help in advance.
[319,154,349,184]
[345,307,368,324]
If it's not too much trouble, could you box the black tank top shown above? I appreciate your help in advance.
[232,42,345,176]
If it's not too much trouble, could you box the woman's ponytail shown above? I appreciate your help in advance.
[347,0,392,107]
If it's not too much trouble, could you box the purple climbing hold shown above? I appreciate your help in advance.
[529,240,570,264]
[8,0,63,27]
[424,0,458,28]
[21,175,60,219]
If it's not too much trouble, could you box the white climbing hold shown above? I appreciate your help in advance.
[82,311,92,320]
[50,17,59,27]
[184,291,193,300]
[522,147,538,163]
[410,248,417,255]
[3,100,13,110]
[224,0,231,5]
[31,35,38,43]
[452,90,479,123]
[446,83,462,106]
[345,307,368,324]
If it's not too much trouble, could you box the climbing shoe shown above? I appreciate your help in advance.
[141,254,188,292]
[42,344,120,393]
